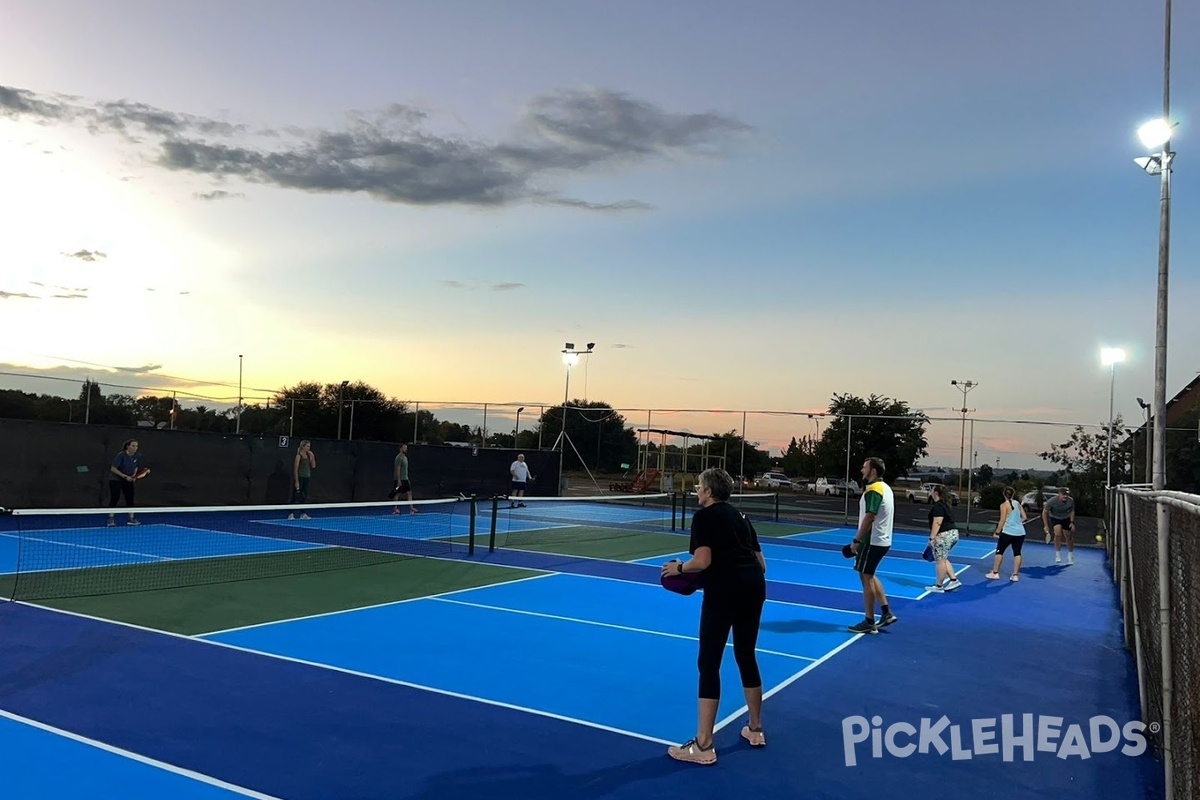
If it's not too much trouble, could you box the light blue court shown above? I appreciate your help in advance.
[786,527,998,559]
[0,711,268,800]
[201,572,861,745]
[253,513,482,542]
[633,542,944,598]
[0,526,324,576]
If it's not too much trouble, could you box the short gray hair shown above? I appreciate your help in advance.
[697,468,734,501]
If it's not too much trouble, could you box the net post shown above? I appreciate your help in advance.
[468,495,476,555]
[670,492,677,531]
[774,492,779,522]
[488,496,499,552]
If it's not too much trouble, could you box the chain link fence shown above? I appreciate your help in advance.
[1109,486,1199,800]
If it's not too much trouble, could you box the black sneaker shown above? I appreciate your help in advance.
[848,619,878,635]
[879,612,898,627]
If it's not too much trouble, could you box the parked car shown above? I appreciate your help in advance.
[809,477,862,497]
[1022,487,1067,511]
[906,483,962,506]
[754,472,796,489]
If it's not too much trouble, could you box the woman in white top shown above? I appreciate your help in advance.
[987,486,1028,581]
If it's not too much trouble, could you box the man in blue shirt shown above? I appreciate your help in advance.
[107,439,144,526]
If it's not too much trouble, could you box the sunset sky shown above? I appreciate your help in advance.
[2,0,1197,470]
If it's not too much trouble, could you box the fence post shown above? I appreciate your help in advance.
[1156,497,1174,800]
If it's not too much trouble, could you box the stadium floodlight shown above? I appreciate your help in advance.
[1101,348,1126,490]
[1138,118,1174,149]
[558,342,595,493]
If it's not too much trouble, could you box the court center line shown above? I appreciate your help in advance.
[429,596,814,662]
[196,572,559,637]
[0,708,286,800]
[7,600,680,748]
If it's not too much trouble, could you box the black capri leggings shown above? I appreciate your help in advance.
[108,479,135,508]
[697,574,767,700]
[996,533,1025,557]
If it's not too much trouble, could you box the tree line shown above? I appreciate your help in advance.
[2,382,1194,499]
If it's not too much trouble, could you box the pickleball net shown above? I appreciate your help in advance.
[0,496,476,601]
[485,491,781,553]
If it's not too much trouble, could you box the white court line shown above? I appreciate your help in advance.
[197,572,558,637]
[8,602,679,748]
[526,570,865,617]
[0,708,284,800]
[430,596,814,663]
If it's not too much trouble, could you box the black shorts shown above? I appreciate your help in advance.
[1050,517,1073,531]
[388,480,411,498]
[996,533,1025,557]
[510,481,527,492]
[854,543,890,576]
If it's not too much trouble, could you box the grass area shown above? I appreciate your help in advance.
[16,553,545,636]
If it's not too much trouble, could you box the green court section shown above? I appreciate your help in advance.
[496,526,692,561]
[28,556,546,636]
[749,521,828,537]
[495,521,830,561]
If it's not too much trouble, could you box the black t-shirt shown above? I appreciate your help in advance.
[929,500,956,532]
[689,502,762,583]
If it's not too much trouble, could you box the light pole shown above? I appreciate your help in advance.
[337,380,349,439]
[515,406,524,447]
[1101,348,1127,491]
[558,342,594,494]
[1137,397,1152,483]
[950,379,978,493]
[236,354,244,434]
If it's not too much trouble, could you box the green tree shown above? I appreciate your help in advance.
[536,400,637,472]
[813,393,929,481]
[1038,414,1128,515]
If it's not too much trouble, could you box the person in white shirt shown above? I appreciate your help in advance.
[848,457,897,634]
[509,454,532,508]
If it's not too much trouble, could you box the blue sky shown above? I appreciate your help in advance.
[1,0,1196,469]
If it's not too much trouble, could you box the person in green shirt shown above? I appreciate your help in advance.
[390,443,418,514]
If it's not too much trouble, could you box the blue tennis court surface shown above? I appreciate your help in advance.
[202,572,859,744]
[0,503,1163,800]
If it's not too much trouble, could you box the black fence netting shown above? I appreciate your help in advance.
[0,418,561,509]
[1116,490,1200,800]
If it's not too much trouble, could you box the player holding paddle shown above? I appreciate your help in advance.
[107,438,148,526]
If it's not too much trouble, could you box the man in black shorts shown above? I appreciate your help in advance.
[848,457,897,634]
[1042,487,1075,565]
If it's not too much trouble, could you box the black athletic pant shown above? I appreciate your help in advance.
[108,479,135,508]
[696,570,766,700]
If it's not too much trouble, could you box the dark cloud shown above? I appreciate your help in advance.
[491,282,524,291]
[440,280,466,289]
[2,84,752,212]
[62,249,106,261]
[51,293,87,300]
[1,290,38,299]
[610,343,632,349]
[114,363,164,374]
[193,189,245,201]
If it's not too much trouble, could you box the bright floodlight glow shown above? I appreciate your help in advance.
[562,352,579,367]
[1137,119,1172,150]
[1101,347,1127,366]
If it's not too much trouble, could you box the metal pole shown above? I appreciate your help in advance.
[558,362,571,494]
[413,402,419,443]
[966,423,975,533]
[482,403,488,447]
[1106,363,1116,491]
[290,398,295,438]
[85,378,91,424]
[348,400,355,441]
[740,411,747,485]
[337,382,346,440]
[1152,3,1174,797]
[843,415,853,524]
[236,354,243,434]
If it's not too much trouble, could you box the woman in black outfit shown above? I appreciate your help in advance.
[661,467,768,765]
